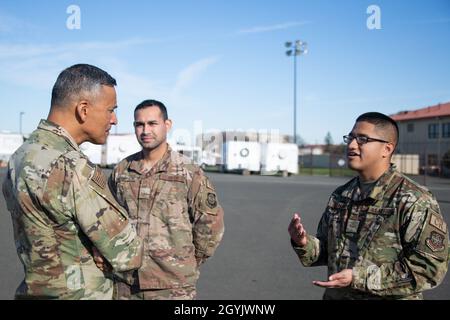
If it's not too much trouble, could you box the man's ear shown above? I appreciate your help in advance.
[75,100,89,123]
[383,142,395,159]
[165,119,173,132]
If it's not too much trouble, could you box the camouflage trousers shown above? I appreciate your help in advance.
[115,281,196,300]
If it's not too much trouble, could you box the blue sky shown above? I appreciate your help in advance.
[0,0,449,145]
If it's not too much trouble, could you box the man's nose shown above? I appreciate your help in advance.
[347,137,359,149]
[143,123,151,134]
[111,112,118,125]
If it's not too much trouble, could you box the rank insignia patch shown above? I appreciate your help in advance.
[429,212,447,233]
[206,193,217,209]
[426,231,445,252]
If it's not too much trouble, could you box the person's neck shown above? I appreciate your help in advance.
[358,163,390,183]
[47,112,84,145]
[142,142,168,167]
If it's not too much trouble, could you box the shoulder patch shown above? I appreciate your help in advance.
[91,166,107,190]
[429,212,447,233]
[425,231,446,252]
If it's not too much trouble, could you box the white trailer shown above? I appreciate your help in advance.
[0,133,23,165]
[106,134,141,166]
[80,142,104,165]
[223,141,261,174]
[171,143,202,165]
[260,142,298,176]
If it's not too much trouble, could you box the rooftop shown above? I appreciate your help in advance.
[390,102,450,122]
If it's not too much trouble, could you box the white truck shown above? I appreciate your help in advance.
[223,141,261,174]
[260,142,298,176]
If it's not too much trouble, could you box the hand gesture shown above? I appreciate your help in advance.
[288,213,308,247]
[313,269,352,288]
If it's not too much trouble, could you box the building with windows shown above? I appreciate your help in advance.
[390,102,450,175]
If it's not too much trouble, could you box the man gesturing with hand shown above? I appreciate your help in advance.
[288,112,448,300]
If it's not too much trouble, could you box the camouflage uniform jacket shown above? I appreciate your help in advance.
[109,145,225,289]
[292,165,449,299]
[2,120,143,299]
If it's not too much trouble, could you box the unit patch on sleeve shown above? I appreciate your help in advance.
[425,231,445,252]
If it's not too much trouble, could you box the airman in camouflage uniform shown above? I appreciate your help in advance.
[288,112,448,299]
[108,99,224,300]
[2,64,143,299]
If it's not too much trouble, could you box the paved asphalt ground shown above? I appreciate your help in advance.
[0,168,449,300]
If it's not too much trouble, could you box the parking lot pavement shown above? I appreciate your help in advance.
[1,169,449,299]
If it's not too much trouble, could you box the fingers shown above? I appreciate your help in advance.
[313,270,352,288]
[312,279,340,288]
[289,214,305,235]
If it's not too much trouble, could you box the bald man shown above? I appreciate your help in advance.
[288,112,448,299]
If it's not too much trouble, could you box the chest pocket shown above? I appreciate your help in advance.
[356,206,395,252]
[327,199,348,232]
[326,198,349,255]
[116,177,140,219]
[150,174,189,226]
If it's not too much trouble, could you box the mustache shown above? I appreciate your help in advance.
[140,133,155,138]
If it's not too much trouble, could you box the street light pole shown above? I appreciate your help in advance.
[285,40,307,145]
[19,111,25,135]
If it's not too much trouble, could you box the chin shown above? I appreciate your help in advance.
[91,137,107,145]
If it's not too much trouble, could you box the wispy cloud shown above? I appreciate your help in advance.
[0,11,42,34]
[0,38,166,90]
[0,38,220,120]
[171,56,220,98]
[399,17,450,25]
[237,21,310,35]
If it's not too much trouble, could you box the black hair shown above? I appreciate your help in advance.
[134,99,168,121]
[51,64,116,108]
[356,112,399,147]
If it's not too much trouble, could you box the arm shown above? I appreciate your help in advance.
[189,170,224,265]
[352,196,449,296]
[44,153,143,272]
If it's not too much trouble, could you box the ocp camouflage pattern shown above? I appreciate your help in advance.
[109,146,225,292]
[2,120,143,299]
[292,165,449,299]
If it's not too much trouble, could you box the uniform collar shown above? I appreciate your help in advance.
[37,119,80,152]
[340,164,398,202]
[128,144,172,175]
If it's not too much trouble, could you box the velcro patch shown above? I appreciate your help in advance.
[91,167,107,190]
[425,231,445,252]
[429,212,447,233]
[206,192,217,209]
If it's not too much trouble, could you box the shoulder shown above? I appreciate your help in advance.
[55,151,92,181]
[169,150,201,175]
[393,171,437,206]
[113,151,140,174]
[332,176,358,198]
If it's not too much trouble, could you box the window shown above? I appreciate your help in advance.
[443,123,450,138]
[428,123,439,139]
[407,123,414,132]
[428,154,438,166]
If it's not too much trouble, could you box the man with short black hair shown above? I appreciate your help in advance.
[288,112,448,299]
[108,99,224,300]
[2,64,143,299]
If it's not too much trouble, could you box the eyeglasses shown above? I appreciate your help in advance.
[343,135,390,145]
